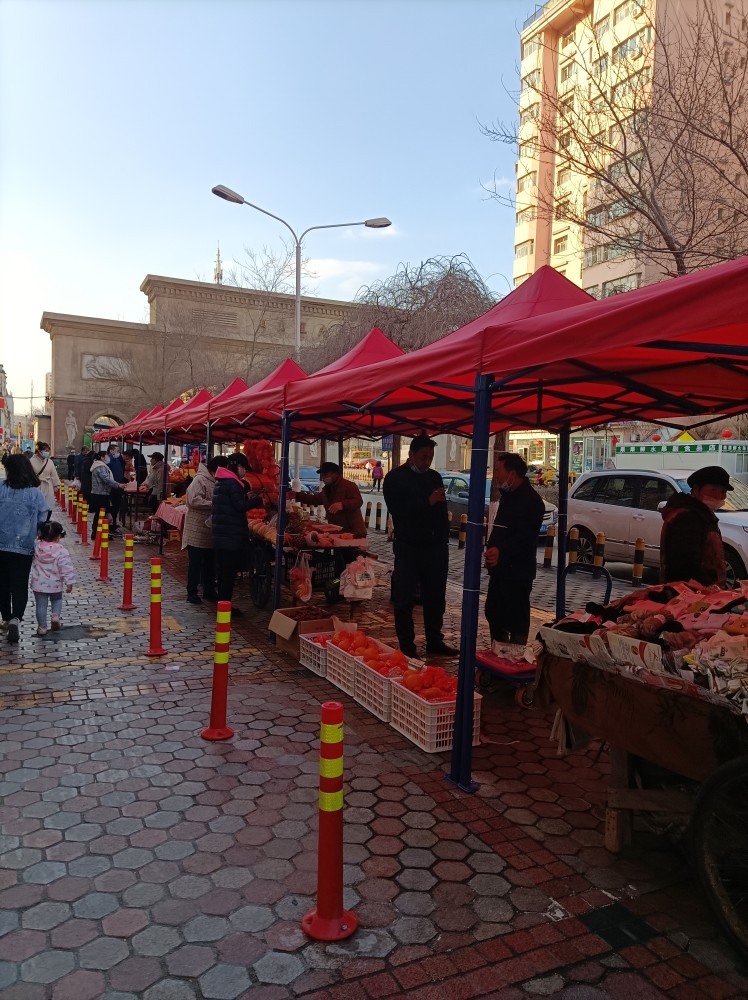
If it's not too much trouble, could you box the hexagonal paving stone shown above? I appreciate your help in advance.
[72,892,119,919]
[165,944,216,978]
[228,905,274,933]
[21,949,75,983]
[79,936,131,970]
[112,848,154,870]
[199,962,251,998]
[252,951,305,986]
[143,980,199,1000]
[21,901,71,930]
[183,916,230,943]
[22,861,68,885]
[131,925,181,957]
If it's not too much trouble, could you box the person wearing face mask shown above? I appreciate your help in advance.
[30,441,60,520]
[106,444,127,537]
[484,452,545,646]
[660,466,731,586]
[89,450,125,540]
[295,462,367,538]
[383,434,457,659]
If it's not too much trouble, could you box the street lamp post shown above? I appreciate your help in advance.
[211,184,391,483]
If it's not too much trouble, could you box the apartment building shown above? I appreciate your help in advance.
[513,0,725,296]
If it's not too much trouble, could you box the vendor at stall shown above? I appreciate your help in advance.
[660,466,730,586]
[294,462,367,538]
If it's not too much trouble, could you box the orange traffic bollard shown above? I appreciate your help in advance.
[302,702,357,941]
[97,520,111,582]
[119,534,137,610]
[91,516,103,560]
[144,557,167,656]
[70,491,79,525]
[78,503,89,546]
[201,602,234,741]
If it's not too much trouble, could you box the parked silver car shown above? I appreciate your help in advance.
[441,473,558,536]
[567,468,748,583]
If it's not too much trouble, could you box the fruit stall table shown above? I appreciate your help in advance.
[154,501,187,535]
[123,481,150,530]
[246,518,368,608]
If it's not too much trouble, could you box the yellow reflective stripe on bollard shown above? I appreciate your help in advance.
[151,595,161,603]
[214,651,229,665]
[319,757,343,779]
[217,611,231,624]
[320,723,343,744]
[319,790,344,812]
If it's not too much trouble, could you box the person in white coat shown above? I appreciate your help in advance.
[29,442,59,518]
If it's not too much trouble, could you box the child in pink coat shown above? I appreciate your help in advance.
[30,521,75,636]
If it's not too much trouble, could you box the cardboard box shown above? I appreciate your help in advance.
[268,607,353,659]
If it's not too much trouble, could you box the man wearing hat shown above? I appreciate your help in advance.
[296,462,367,538]
[660,466,732,586]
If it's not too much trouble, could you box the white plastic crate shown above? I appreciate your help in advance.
[325,642,357,695]
[353,639,397,721]
[390,682,482,753]
[298,632,333,677]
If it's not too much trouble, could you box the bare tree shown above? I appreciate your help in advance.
[483,0,748,277]
[302,254,497,372]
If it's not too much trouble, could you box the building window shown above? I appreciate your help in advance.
[614,1,642,26]
[612,68,649,101]
[520,103,540,127]
[521,69,540,94]
[594,16,609,41]
[555,198,570,220]
[613,28,650,63]
[560,97,575,120]
[584,245,606,267]
[609,151,644,182]
[516,207,536,224]
[522,37,540,60]
[554,235,569,255]
[586,206,606,227]
[515,240,535,259]
[560,62,575,83]
[608,197,634,219]
[517,171,537,192]
[558,131,573,151]
[584,284,601,298]
[557,166,571,188]
[561,28,576,49]
[602,272,642,296]
[592,55,608,78]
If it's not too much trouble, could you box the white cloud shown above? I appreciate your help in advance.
[305,257,386,300]
[341,223,401,240]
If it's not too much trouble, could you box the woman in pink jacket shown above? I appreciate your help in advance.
[30,521,75,635]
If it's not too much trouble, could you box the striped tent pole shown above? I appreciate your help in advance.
[302,701,357,941]
[119,534,137,610]
[144,557,166,656]
[201,601,234,741]
[97,521,111,582]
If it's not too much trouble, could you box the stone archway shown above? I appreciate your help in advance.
[84,412,127,450]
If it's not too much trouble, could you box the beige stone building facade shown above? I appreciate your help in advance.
[42,276,357,456]
[513,0,717,296]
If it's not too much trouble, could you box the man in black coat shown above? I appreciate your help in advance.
[383,434,457,658]
[484,452,545,645]
[660,465,730,587]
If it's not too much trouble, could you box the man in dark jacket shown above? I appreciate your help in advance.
[383,434,457,658]
[106,444,127,536]
[66,450,76,480]
[296,462,367,537]
[660,466,730,586]
[484,452,545,645]
[211,453,261,616]
[73,447,89,480]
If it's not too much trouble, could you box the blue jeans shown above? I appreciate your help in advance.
[34,591,63,626]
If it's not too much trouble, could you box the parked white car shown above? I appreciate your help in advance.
[567,468,748,584]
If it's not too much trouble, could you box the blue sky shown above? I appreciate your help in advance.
[1,0,529,407]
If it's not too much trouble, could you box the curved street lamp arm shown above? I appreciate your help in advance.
[241,200,299,246]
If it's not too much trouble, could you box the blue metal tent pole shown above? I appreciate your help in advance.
[555,425,571,619]
[272,412,292,611]
[206,422,212,459]
[447,372,492,793]
[158,431,169,555]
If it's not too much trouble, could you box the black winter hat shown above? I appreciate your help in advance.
[687,466,733,491]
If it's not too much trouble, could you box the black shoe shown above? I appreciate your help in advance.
[426,642,459,657]
[231,607,244,619]
[401,645,417,658]
[186,595,202,605]
[7,620,19,644]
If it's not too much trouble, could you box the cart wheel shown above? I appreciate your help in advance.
[692,756,748,959]
[515,685,534,708]
[249,543,271,608]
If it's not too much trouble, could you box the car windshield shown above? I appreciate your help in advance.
[680,476,748,511]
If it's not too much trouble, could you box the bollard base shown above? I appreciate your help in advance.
[302,908,357,941]
[119,602,137,611]
[144,647,167,657]
[96,575,112,583]
[201,725,234,741]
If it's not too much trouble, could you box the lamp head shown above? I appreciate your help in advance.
[364,217,392,229]
[212,185,245,204]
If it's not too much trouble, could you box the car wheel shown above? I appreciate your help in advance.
[724,547,746,588]
[573,528,595,565]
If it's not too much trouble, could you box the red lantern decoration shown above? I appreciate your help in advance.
[722,429,733,439]
[652,433,661,442]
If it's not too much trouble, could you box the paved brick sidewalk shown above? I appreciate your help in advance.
[1,505,747,998]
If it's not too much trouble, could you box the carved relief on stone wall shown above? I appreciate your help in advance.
[81,354,132,381]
